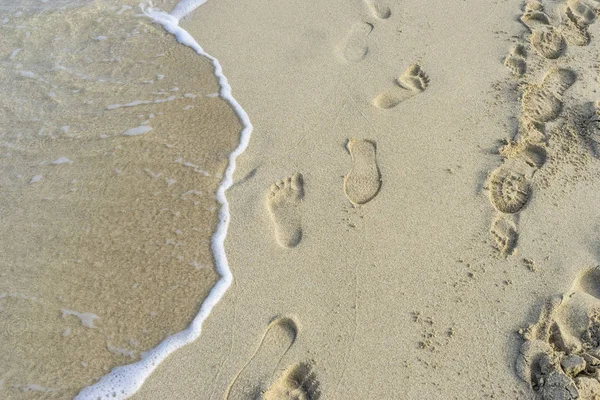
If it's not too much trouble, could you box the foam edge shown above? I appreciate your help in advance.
[75,2,253,399]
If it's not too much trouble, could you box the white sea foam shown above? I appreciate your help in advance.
[61,309,99,329]
[116,5,133,15]
[75,1,253,399]
[170,0,208,21]
[107,343,136,358]
[17,384,58,393]
[175,157,210,175]
[19,71,36,79]
[52,156,72,165]
[122,126,152,136]
[107,96,177,110]
[9,48,21,60]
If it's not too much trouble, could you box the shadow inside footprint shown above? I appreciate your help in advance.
[567,0,596,25]
[573,267,600,300]
[226,317,298,400]
[365,0,391,19]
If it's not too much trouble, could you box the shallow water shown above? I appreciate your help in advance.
[0,1,240,397]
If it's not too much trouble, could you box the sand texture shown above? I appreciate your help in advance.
[131,0,600,398]
[4,0,600,399]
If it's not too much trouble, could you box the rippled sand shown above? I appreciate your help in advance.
[0,1,240,397]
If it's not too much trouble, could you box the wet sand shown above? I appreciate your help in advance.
[0,2,240,398]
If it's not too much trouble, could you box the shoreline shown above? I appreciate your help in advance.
[0,1,244,397]
[134,0,600,398]
[4,0,600,398]
[76,3,254,398]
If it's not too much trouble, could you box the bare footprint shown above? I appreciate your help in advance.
[267,173,304,248]
[342,22,373,62]
[372,64,429,109]
[504,44,527,76]
[344,139,381,205]
[490,214,518,256]
[226,317,299,399]
[262,362,321,400]
[522,68,577,123]
[365,0,391,19]
[397,64,430,91]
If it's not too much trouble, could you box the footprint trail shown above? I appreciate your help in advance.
[487,0,600,255]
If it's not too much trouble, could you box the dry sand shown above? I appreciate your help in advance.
[130,0,600,399]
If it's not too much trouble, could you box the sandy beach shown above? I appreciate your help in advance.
[134,0,600,398]
[4,0,600,398]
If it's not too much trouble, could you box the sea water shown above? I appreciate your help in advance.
[0,1,249,398]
